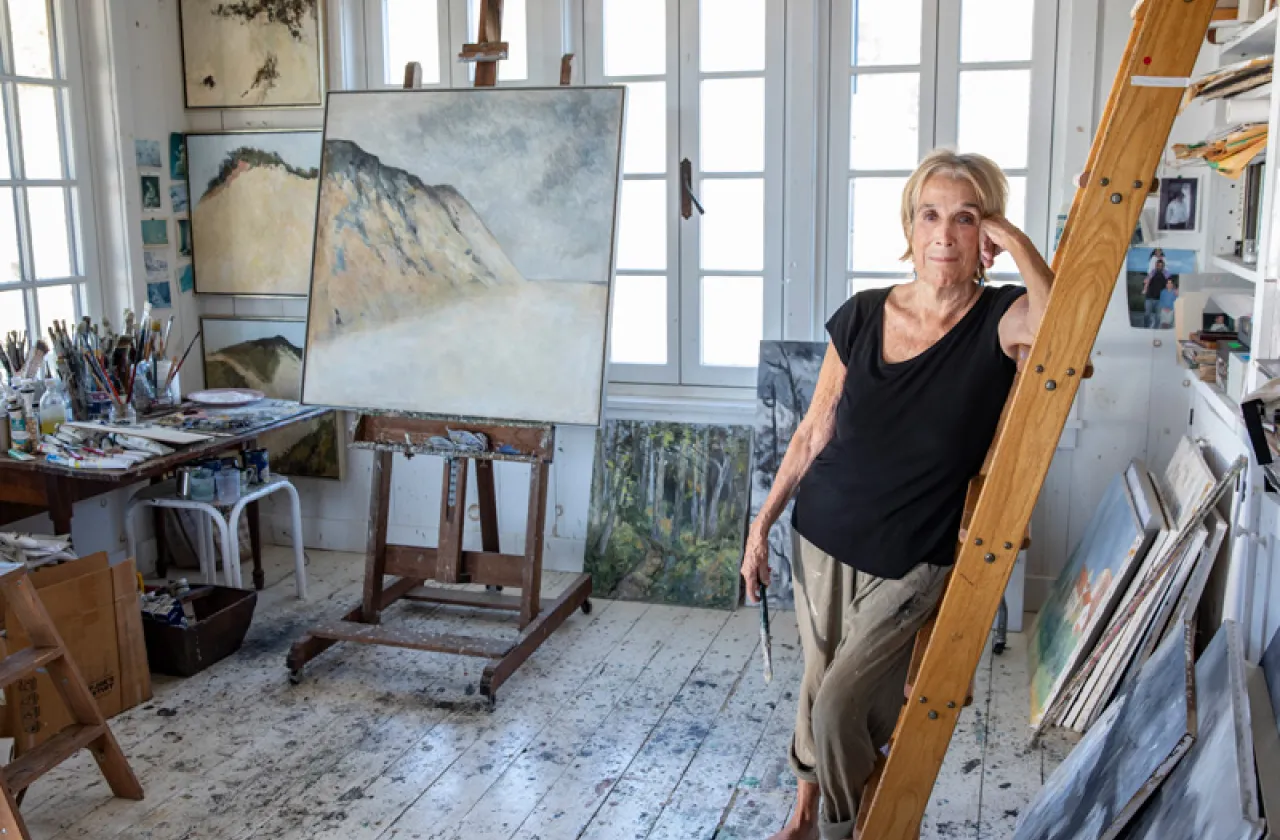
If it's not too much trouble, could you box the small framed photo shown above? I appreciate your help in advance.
[1158,177,1198,232]
[141,175,162,210]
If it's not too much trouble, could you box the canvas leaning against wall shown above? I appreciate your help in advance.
[201,317,342,480]
[178,0,324,109]
[585,421,752,610]
[302,87,626,426]
[186,131,321,297]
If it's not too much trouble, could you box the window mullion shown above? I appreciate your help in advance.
[676,0,699,385]
[931,0,958,151]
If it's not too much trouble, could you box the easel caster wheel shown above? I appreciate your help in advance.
[288,668,304,685]
[581,600,593,615]
[992,641,1006,656]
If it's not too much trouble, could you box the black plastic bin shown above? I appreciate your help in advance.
[142,586,257,677]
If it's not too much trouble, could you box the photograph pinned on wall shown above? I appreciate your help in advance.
[1158,177,1198,232]
[302,87,626,425]
[200,316,343,480]
[141,175,162,210]
[179,0,324,109]
[135,138,162,168]
[170,132,187,179]
[186,130,321,296]
[144,250,169,283]
[170,183,189,213]
[147,281,173,309]
[141,219,168,248]
[178,220,192,258]
[1203,311,1236,333]
[178,264,194,293]
[1126,247,1197,330]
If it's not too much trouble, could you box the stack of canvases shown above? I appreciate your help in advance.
[1013,438,1264,840]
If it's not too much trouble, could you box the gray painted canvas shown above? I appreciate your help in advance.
[1122,621,1263,840]
[751,340,827,608]
[1014,621,1195,840]
[303,88,625,426]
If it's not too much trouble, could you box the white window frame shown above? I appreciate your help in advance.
[2,0,101,341]
[584,0,785,389]
[823,0,1058,316]
[365,0,563,90]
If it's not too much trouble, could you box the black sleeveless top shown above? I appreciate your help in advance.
[791,283,1026,579]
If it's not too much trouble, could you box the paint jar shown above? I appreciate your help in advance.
[1244,239,1259,266]
[175,467,192,500]
[243,449,269,485]
[109,401,137,426]
[6,394,31,454]
[215,469,240,505]
[190,467,215,503]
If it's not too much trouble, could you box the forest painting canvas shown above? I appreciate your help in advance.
[1027,464,1164,727]
[752,341,826,608]
[302,88,625,425]
[201,317,342,480]
[187,131,321,296]
[179,0,323,109]
[586,421,752,610]
[1014,623,1196,840]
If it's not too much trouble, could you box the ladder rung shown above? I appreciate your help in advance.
[0,647,60,688]
[5,723,106,793]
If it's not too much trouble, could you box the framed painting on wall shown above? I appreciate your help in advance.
[201,316,343,480]
[178,0,325,109]
[186,130,321,297]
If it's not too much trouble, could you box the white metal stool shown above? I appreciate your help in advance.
[125,475,308,599]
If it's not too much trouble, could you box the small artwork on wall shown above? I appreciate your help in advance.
[170,183,189,214]
[170,132,187,179]
[179,0,324,109]
[1158,177,1198,232]
[141,219,168,248]
[178,220,192,258]
[135,138,161,169]
[178,264,194,293]
[147,280,172,309]
[141,175,162,210]
[144,250,168,283]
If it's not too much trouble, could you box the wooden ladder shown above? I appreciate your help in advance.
[855,3,1218,837]
[0,562,143,837]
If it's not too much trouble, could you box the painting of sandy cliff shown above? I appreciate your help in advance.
[201,317,342,480]
[179,0,323,109]
[187,131,320,296]
[302,88,625,426]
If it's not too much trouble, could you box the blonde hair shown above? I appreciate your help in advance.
[899,149,1008,263]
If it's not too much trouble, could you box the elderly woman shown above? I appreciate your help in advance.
[742,149,1053,840]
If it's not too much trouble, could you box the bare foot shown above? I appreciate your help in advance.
[768,779,820,840]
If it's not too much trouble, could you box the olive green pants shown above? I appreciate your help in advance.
[789,533,949,840]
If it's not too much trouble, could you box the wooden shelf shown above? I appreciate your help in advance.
[1212,253,1264,284]
[1221,7,1278,61]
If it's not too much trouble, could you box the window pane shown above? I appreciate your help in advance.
[701,275,762,367]
[0,188,19,282]
[35,283,75,338]
[9,0,54,78]
[622,82,666,175]
[701,78,764,173]
[616,179,666,271]
[701,0,765,72]
[962,0,1034,63]
[27,187,69,278]
[848,177,908,272]
[17,84,61,179]
[851,74,919,171]
[0,288,25,339]
[991,176,1026,275]
[385,0,440,85]
[701,178,763,271]
[0,98,10,180]
[854,0,921,67]
[604,0,665,77]
[958,70,1030,169]
[468,0,527,81]
[611,275,667,364]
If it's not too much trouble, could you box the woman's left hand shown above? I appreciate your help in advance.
[979,215,1026,269]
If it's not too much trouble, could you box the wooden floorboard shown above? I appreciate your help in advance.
[10,551,1065,840]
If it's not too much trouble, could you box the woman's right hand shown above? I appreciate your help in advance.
[741,525,772,603]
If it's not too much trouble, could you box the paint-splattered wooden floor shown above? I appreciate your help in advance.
[15,548,1075,839]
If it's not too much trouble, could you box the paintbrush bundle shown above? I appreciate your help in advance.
[1,330,28,384]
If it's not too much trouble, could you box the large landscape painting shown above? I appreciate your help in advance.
[187,131,320,297]
[179,0,323,109]
[302,88,626,425]
[751,341,826,608]
[201,317,342,480]
[585,421,752,610]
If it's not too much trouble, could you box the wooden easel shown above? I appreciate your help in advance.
[854,3,1219,838]
[287,2,592,704]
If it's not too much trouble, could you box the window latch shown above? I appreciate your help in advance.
[680,158,704,220]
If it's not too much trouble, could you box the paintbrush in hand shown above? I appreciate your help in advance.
[759,583,773,683]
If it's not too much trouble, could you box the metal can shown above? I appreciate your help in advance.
[7,396,31,454]
[243,448,269,484]
[175,467,192,499]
